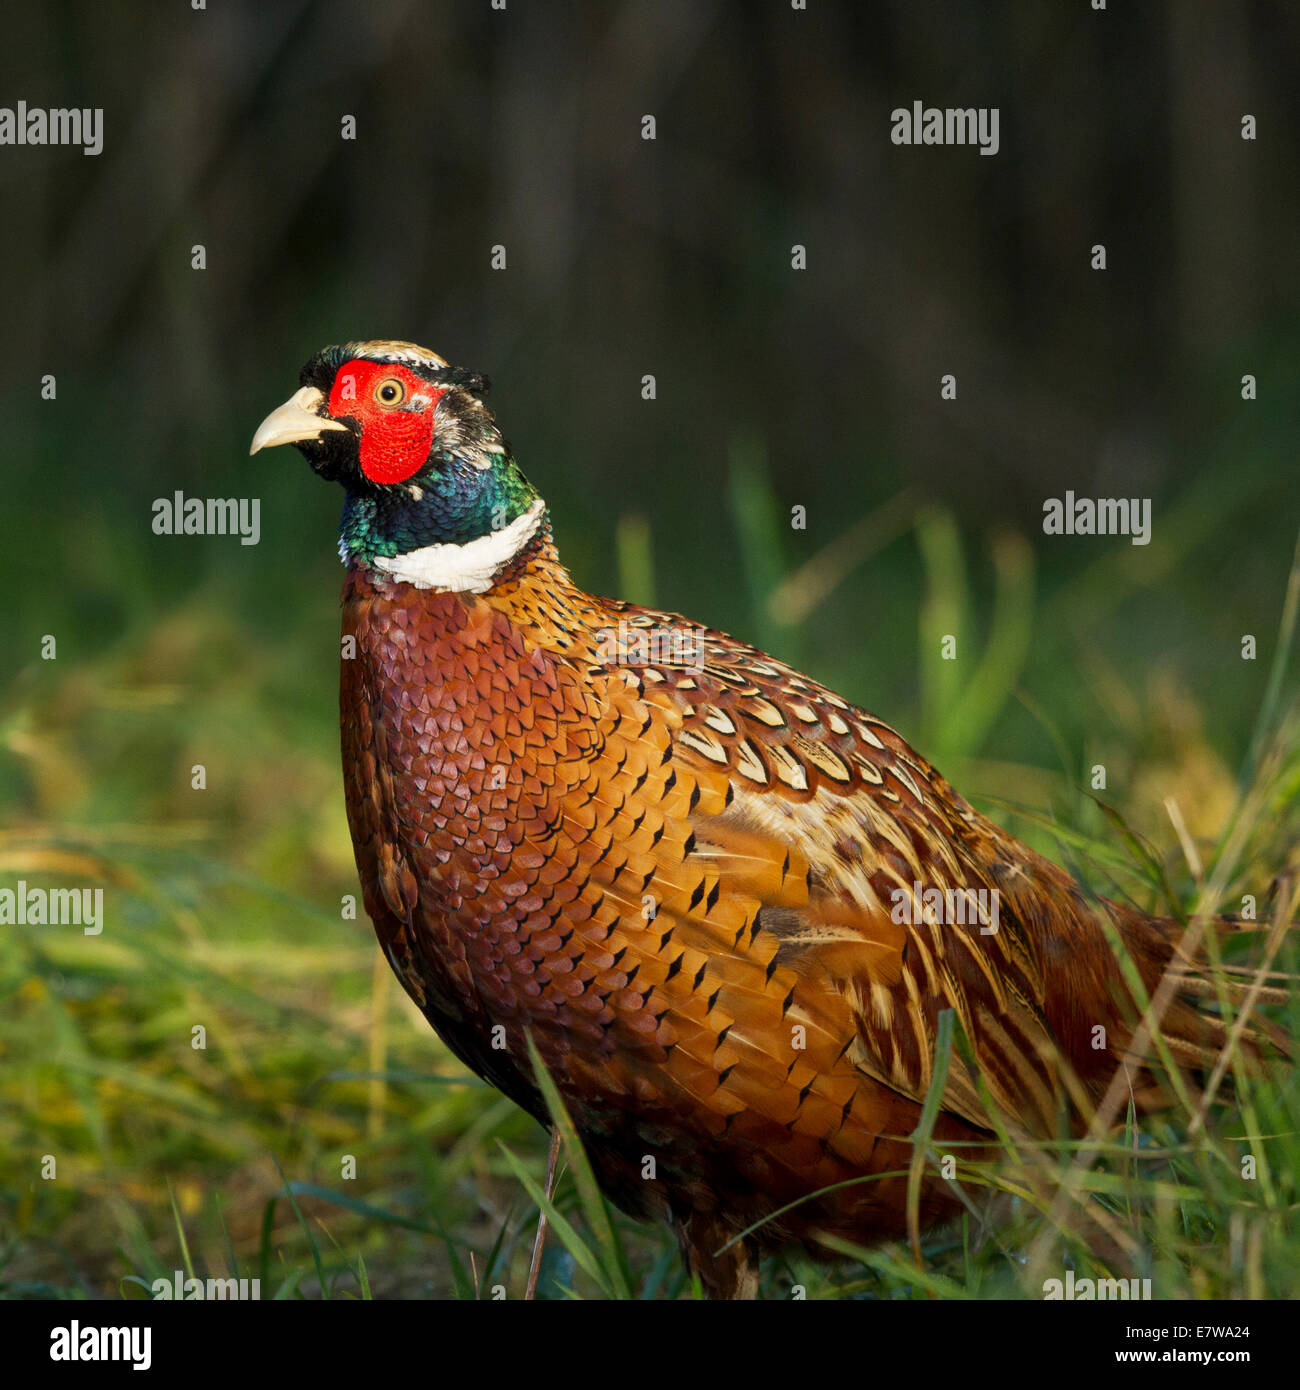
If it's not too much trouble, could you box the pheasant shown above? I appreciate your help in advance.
[251,340,1286,1298]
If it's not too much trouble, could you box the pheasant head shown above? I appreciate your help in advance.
[251,339,545,590]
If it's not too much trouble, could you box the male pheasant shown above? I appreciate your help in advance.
[251,340,1285,1298]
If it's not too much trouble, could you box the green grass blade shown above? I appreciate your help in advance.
[615,513,656,608]
[272,1156,327,1297]
[497,1141,611,1297]
[906,1008,956,1266]
[166,1179,196,1283]
[524,1032,633,1299]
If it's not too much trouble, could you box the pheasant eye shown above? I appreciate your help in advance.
[375,378,405,406]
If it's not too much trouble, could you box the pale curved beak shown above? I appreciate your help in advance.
[249,386,351,455]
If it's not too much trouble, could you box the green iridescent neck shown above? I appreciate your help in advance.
[340,451,542,564]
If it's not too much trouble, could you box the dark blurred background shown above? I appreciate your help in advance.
[1,1,1298,1297]
[3,2,1298,766]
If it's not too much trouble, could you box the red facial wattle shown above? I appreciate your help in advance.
[328,359,443,485]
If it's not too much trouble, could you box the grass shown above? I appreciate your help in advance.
[1,449,1297,1299]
